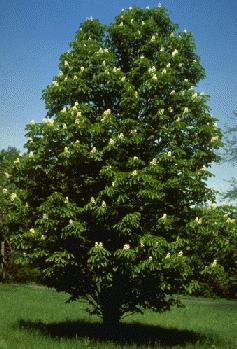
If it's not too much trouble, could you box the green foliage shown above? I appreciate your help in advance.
[0,148,19,281]
[223,112,237,201]
[0,147,20,238]
[185,204,237,298]
[6,6,222,323]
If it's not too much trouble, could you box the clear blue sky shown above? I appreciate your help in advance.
[0,0,236,194]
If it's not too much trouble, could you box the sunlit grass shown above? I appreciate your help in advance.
[0,284,236,348]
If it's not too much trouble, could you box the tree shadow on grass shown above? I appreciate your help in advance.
[18,319,209,347]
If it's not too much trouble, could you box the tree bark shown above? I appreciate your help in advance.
[101,288,121,332]
[102,309,120,330]
[0,241,6,282]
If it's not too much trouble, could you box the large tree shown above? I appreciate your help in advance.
[7,6,221,326]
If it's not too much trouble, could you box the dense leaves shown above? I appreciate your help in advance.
[223,112,237,201]
[6,6,223,323]
[185,204,237,298]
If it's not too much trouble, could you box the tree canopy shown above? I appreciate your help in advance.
[6,6,222,326]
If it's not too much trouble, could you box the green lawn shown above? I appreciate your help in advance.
[0,284,236,349]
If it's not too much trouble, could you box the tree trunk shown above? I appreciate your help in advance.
[0,241,6,282]
[102,308,120,330]
[101,288,121,332]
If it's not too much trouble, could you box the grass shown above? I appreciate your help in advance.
[0,284,236,349]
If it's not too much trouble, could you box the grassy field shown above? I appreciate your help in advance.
[0,284,236,349]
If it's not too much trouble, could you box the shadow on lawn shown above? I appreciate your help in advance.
[18,319,208,346]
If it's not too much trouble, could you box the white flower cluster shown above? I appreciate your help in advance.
[123,244,130,250]
[14,158,20,164]
[211,136,219,142]
[172,49,178,57]
[2,188,8,194]
[90,196,96,204]
[211,259,218,267]
[161,213,167,220]
[183,107,190,113]
[132,170,138,176]
[98,48,109,54]
[192,92,198,99]
[150,158,157,166]
[52,80,59,87]
[64,196,69,204]
[91,147,97,154]
[10,193,17,201]
[112,67,121,73]
[102,200,106,208]
[75,112,82,124]
[178,251,183,256]
[95,242,103,248]
[226,217,235,224]
[109,138,115,145]
[158,109,164,115]
[148,66,156,74]
[72,101,79,110]
[46,119,54,126]
[101,109,111,122]
[195,217,202,224]
[64,146,69,154]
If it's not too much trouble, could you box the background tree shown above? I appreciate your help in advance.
[0,147,19,281]
[7,6,221,327]
[185,204,237,298]
[223,112,237,201]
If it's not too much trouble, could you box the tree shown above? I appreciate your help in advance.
[223,112,237,201]
[185,203,237,298]
[0,147,20,281]
[7,6,222,327]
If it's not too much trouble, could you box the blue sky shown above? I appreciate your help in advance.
[0,0,236,195]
